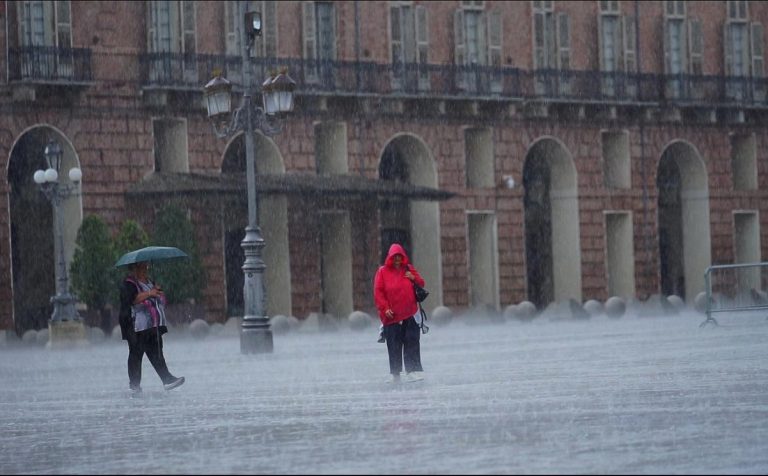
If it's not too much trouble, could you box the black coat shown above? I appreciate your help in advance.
[119,277,168,343]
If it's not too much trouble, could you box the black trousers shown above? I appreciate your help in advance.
[127,329,174,389]
[383,316,423,375]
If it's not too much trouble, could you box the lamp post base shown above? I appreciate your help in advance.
[48,320,88,349]
[240,327,273,354]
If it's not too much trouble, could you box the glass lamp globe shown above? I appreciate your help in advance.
[68,167,82,182]
[33,170,46,184]
[44,168,58,183]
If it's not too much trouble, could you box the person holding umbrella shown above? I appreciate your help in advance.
[117,247,187,395]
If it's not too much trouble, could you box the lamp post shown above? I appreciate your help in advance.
[33,139,85,346]
[203,2,296,354]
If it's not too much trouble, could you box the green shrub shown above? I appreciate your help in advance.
[151,203,206,305]
[112,219,150,307]
[114,219,149,258]
[70,215,115,312]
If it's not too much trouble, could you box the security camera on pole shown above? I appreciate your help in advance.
[202,1,296,354]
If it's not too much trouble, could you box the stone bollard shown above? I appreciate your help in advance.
[88,327,106,344]
[189,319,210,340]
[36,328,49,347]
[693,292,709,314]
[431,306,453,326]
[22,329,38,346]
[667,295,686,313]
[270,315,294,334]
[348,311,374,331]
[111,325,123,342]
[605,296,626,318]
[503,304,518,320]
[584,299,603,317]
[513,301,537,320]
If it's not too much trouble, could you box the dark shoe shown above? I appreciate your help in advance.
[163,376,185,391]
[377,333,385,343]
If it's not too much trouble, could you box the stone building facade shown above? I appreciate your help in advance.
[1,0,767,334]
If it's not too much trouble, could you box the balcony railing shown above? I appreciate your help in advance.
[8,46,92,83]
[138,52,768,108]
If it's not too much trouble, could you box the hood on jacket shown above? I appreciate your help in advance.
[384,243,410,268]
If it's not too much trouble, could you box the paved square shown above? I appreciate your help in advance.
[2,311,768,474]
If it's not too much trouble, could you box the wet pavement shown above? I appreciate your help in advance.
[1,310,768,474]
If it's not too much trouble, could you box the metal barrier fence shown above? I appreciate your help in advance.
[701,262,768,327]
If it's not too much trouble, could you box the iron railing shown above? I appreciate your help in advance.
[140,53,768,108]
[8,46,92,82]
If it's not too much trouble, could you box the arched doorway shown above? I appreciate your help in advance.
[657,141,710,301]
[221,132,291,318]
[378,134,443,309]
[7,126,82,334]
[523,138,581,308]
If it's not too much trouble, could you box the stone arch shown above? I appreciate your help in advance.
[657,140,710,301]
[221,132,291,318]
[6,125,83,333]
[523,137,581,308]
[377,133,443,310]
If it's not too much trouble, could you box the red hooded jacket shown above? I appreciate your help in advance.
[374,243,425,325]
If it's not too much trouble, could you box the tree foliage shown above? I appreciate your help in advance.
[70,215,115,312]
[114,219,149,258]
[112,219,150,306]
[151,203,206,305]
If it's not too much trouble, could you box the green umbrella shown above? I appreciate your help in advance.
[114,246,189,268]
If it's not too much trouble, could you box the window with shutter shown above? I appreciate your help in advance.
[532,1,555,95]
[457,2,487,93]
[599,0,619,14]
[152,1,173,53]
[663,2,687,99]
[665,1,685,18]
[454,8,466,90]
[55,1,71,49]
[461,1,484,10]
[556,12,570,94]
[725,19,750,100]
[55,0,73,77]
[146,1,197,84]
[19,1,75,79]
[302,1,335,86]
[599,5,620,97]
[225,1,238,56]
[751,22,764,100]
[180,1,196,81]
[390,5,403,86]
[623,15,636,72]
[685,17,702,99]
[415,5,430,91]
[302,1,318,82]
[316,2,335,61]
[262,1,278,58]
[181,1,195,54]
[622,15,638,98]
[20,1,46,48]
[487,11,502,93]
[532,1,555,69]
[688,18,702,75]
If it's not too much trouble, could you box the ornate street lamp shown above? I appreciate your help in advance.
[33,139,84,342]
[202,2,296,354]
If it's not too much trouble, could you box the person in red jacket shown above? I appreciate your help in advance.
[374,243,425,383]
